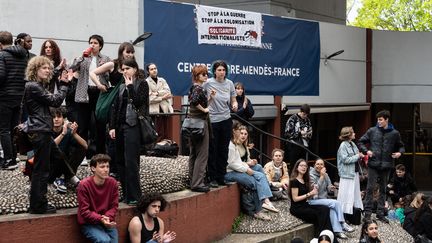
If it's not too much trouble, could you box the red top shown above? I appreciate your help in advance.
[77,176,119,225]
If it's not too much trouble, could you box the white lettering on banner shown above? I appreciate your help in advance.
[196,5,262,48]
[177,62,300,77]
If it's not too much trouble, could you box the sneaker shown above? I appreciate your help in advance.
[335,232,349,239]
[342,222,355,232]
[80,159,88,166]
[376,215,389,224]
[3,160,18,170]
[209,180,219,188]
[54,178,67,193]
[69,176,81,187]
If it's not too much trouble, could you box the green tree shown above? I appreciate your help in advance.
[350,0,432,31]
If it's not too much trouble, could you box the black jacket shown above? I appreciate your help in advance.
[0,45,28,105]
[416,210,432,240]
[24,81,68,132]
[358,123,405,170]
[403,206,417,237]
[110,79,149,130]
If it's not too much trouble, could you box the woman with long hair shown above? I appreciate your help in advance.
[414,196,432,240]
[359,219,381,243]
[187,65,212,192]
[224,124,279,219]
[231,82,254,123]
[109,59,149,205]
[336,126,364,215]
[203,60,238,187]
[24,56,70,213]
[39,39,67,94]
[288,159,332,237]
[403,192,425,236]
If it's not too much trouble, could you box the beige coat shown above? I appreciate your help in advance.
[146,76,174,114]
[264,161,290,188]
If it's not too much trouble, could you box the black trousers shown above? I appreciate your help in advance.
[0,103,19,163]
[76,88,106,156]
[48,145,86,182]
[208,118,232,183]
[291,204,333,237]
[28,132,64,211]
[116,124,142,203]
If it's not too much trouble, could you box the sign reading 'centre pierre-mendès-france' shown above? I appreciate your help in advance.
[196,5,262,48]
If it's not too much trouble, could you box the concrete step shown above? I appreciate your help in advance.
[215,223,314,243]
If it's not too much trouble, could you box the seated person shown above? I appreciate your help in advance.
[414,196,432,241]
[264,148,289,200]
[224,124,280,216]
[128,192,176,243]
[309,158,354,239]
[77,154,119,243]
[403,192,425,237]
[387,164,417,205]
[49,107,87,192]
[289,159,333,238]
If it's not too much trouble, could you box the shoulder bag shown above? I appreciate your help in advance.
[181,105,205,140]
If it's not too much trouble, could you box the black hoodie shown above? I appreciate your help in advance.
[0,45,28,105]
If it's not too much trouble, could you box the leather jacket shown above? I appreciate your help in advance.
[24,81,68,132]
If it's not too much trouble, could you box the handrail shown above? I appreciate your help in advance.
[230,113,337,169]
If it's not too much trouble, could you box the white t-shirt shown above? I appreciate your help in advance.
[88,56,97,86]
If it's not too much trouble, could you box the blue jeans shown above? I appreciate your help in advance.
[224,164,272,201]
[309,198,345,232]
[81,224,118,243]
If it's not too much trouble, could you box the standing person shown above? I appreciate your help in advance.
[146,63,173,141]
[336,126,364,215]
[263,148,290,200]
[39,39,67,93]
[187,65,212,193]
[309,158,354,239]
[14,33,36,59]
[284,104,312,170]
[203,60,238,187]
[0,31,28,170]
[359,219,381,243]
[90,42,136,177]
[288,159,333,237]
[128,193,176,243]
[24,56,70,213]
[77,154,119,243]
[109,59,149,205]
[72,34,110,156]
[231,82,254,123]
[358,110,405,223]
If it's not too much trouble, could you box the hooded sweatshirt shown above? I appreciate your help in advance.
[0,45,28,105]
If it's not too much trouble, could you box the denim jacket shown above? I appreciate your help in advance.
[337,140,360,179]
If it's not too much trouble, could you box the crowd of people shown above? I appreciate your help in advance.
[1,30,431,242]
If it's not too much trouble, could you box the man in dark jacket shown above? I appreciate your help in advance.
[0,31,28,170]
[358,110,405,223]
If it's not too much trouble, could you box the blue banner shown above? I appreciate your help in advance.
[144,0,320,96]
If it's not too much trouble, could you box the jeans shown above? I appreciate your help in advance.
[364,167,391,216]
[0,103,19,163]
[81,224,118,243]
[224,165,272,201]
[309,198,345,232]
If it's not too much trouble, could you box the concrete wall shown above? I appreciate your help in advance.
[283,23,367,106]
[372,30,432,103]
[0,186,241,243]
[0,0,144,67]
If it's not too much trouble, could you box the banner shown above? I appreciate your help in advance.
[196,5,262,48]
[144,0,320,96]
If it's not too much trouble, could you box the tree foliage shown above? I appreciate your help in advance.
[350,0,432,31]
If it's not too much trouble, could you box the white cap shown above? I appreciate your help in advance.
[319,230,334,243]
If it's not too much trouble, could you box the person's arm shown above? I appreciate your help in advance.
[227,142,249,173]
[54,123,69,145]
[230,96,238,112]
[70,122,88,150]
[129,80,149,115]
[128,217,142,243]
[0,54,6,82]
[337,142,360,165]
[77,183,104,224]
[32,81,69,107]
[158,217,165,242]
[357,130,371,154]
[284,116,299,139]
[280,162,290,187]
[290,185,317,202]
[263,162,278,186]
[104,180,119,222]
[89,61,114,91]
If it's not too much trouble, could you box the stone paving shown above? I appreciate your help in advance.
[0,156,189,215]
[0,156,415,243]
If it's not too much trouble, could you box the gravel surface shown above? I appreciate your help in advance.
[233,199,414,243]
[0,156,189,215]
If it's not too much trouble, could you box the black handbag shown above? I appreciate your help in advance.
[181,117,205,139]
[137,114,158,145]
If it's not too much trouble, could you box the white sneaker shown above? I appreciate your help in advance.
[342,222,354,232]
[80,158,88,166]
